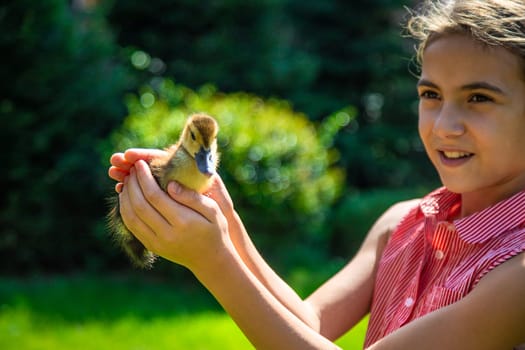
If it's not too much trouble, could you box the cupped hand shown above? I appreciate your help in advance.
[119,159,232,271]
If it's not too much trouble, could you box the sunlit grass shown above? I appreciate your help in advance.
[0,274,366,349]
[0,308,251,350]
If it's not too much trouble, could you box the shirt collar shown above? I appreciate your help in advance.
[419,187,525,244]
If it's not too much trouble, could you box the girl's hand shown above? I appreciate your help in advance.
[119,159,231,271]
[201,175,236,220]
[108,148,167,193]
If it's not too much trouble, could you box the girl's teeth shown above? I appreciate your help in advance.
[443,151,471,159]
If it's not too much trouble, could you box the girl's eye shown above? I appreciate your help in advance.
[469,94,492,103]
[419,90,440,100]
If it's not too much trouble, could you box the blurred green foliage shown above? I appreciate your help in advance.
[107,79,349,269]
[329,187,429,259]
[0,0,438,274]
[106,0,435,189]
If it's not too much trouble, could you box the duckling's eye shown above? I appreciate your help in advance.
[190,131,196,141]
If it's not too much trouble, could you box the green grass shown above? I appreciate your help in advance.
[0,274,366,349]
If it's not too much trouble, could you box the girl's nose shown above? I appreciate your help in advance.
[432,103,466,138]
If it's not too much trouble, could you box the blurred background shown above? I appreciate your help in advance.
[0,0,438,348]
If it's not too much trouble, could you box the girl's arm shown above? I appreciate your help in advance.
[109,149,417,345]
[306,198,420,340]
[119,159,337,349]
[109,149,322,329]
[177,171,420,340]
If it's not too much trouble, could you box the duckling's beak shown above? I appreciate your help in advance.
[195,147,215,176]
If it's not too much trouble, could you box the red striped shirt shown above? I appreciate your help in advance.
[364,187,525,347]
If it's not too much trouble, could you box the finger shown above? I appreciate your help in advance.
[124,148,167,164]
[110,152,133,169]
[109,148,165,182]
[132,160,203,224]
[166,180,221,224]
[115,182,124,194]
[127,165,173,239]
[205,175,235,213]
[119,181,157,248]
[108,166,129,182]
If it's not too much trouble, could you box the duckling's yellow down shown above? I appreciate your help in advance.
[107,113,220,268]
[151,113,219,192]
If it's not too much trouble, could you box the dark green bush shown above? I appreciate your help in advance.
[0,0,130,273]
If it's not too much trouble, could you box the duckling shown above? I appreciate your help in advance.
[107,113,220,268]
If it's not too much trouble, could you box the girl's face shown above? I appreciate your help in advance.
[418,34,525,210]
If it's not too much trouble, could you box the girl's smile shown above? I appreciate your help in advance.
[438,150,474,167]
[418,34,525,217]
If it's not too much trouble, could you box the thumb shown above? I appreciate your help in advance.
[167,182,219,223]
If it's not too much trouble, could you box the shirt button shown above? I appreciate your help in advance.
[435,250,445,260]
[404,297,414,307]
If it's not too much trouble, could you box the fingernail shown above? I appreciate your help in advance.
[169,182,181,195]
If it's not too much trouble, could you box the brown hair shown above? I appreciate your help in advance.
[406,0,525,65]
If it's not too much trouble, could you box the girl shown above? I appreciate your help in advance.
[109,1,525,348]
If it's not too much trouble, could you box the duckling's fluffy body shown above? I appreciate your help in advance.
[108,113,220,268]
[152,146,209,192]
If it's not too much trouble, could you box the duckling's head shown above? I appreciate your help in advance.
[181,113,219,176]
